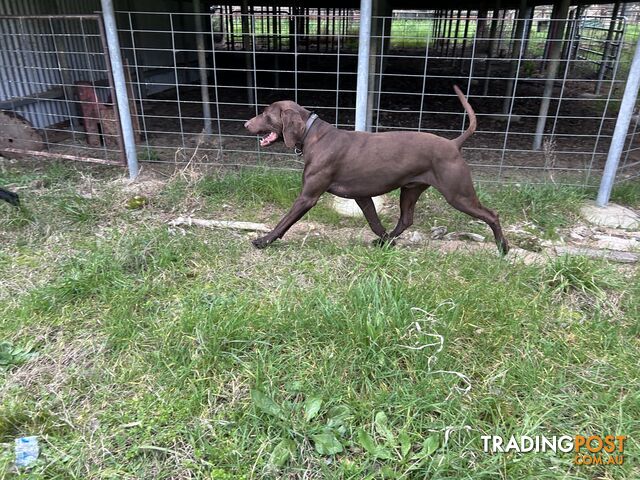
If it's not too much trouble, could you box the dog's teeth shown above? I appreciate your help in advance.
[260,132,277,147]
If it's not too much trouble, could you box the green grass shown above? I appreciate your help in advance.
[0,163,638,479]
[159,168,356,226]
[611,180,640,207]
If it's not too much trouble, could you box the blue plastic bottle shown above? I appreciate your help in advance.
[15,436,39,468]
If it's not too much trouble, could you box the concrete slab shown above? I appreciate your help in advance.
[555,245,638,264]
[332,195,385,217]
[505,247,547,266]
[592,234,640,252]
[580,201,640,230]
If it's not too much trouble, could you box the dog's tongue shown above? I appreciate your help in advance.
[260,132,278,147]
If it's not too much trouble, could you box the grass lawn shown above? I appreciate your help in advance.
[0,162,639,479]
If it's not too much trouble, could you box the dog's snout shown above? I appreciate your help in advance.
[244,120,250,129]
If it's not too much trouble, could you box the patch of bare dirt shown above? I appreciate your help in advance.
[2,329,106,398]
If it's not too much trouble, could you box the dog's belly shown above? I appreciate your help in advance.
[327,184,387,198]
[327,174,430,198]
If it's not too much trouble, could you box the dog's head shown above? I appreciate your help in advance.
[244,101,310,148]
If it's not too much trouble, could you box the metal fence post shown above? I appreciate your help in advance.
[100,0,139,179]
[193,0,212,136]
[355,0,372,132]
[595,1,621,95]
[596,35,640,206]
[532,0,570,151]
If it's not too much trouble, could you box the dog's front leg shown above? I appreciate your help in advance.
[252,173,330,249]
[252,194,319,248]
[354,197,389,240]
[252,194,320,248]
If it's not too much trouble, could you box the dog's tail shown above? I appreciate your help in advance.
[452,85,476,150]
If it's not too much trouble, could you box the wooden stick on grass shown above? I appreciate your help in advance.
[168,217,271,233]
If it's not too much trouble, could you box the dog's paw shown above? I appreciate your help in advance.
[499,239,510,256]
[372,236,396,248]
[252,236,271,249]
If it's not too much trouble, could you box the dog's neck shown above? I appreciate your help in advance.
[294,113,319,154]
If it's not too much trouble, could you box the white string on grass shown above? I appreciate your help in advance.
[426,424,474,446]
[401,302,472,399]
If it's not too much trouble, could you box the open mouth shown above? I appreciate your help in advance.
[260,131,278,147]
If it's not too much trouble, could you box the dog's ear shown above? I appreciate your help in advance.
[281,109,305,148]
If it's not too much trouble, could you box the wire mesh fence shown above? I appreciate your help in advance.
[1,8,639,185]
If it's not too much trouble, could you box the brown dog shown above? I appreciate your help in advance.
[244,86,509,254]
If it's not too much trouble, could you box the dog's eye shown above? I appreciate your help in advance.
[263,112,275,123]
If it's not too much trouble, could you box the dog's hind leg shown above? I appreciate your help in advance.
[436,166,509,254]
[355,197,388,239]
[449,198,508,255]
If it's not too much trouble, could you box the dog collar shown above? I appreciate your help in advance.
[294,112,319,156]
